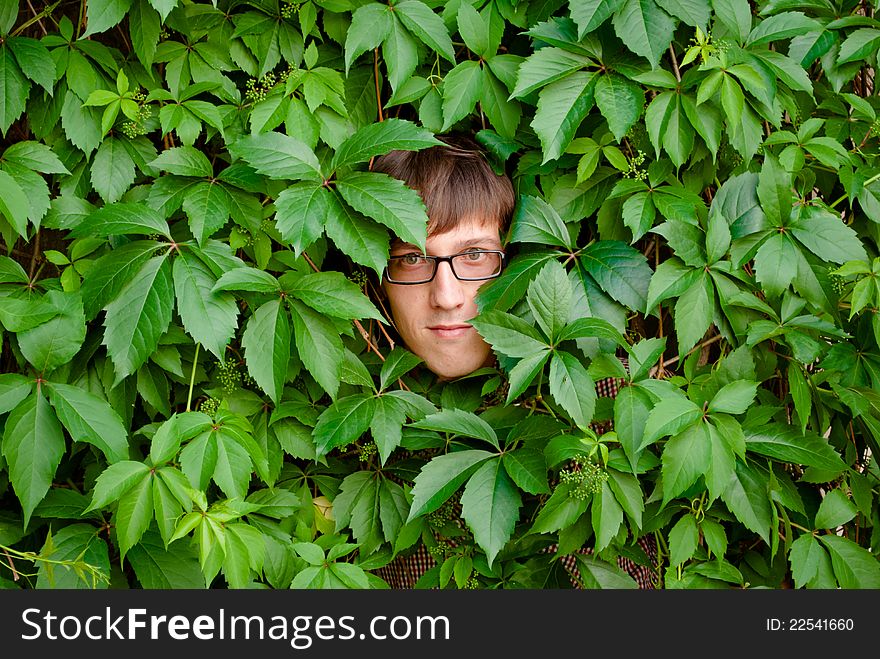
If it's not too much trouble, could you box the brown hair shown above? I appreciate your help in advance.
[371,134,515,239]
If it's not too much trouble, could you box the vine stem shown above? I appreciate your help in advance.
[830,171,880,209]
[658,333,723,370]
[186,343,200,412]
[668,45,681,82]
[374,48,384,122]
[12,0,59,36]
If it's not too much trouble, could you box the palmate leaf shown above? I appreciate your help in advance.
[528,260,571,341]
[395,0,456,63]
[0,45,29,137]
[410,409,499,449]
[720,460,772,544]
[595,73,644,142]
[324,190,390,276]
[744,425,847,472]
[460,458,522,566]
[70,203,171,240]
[36,524,110,589]
[571,0,626,38]
[181,181,232,245]
[549,352,596,428]
[290,271,383,322]
[313,394,376,456]
[127,529,205,588]
[274,182,329,257]
[173,250,238,360]
[0,169,29,238]
[661,422,711,505]
[344,3,392,72]
[532,71,596,163]
[46,383,129,463]
[227,132,323,181]
[80,241,164,320]
[17,290,87,374]
[103,254,174,382]
[2,391,66,526]
[370,394,408,464]
[331,118,440,171]
[90,137,137,203]
[242,299,290,405]
[290,299,344,400]
[579,240,652,313]
[612,0,676,69]
[818,535,880,589]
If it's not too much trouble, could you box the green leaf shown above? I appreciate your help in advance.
[530,482,589,534]
[274,182,329,257]
[115,472,154,558]
[36,524,109,589]
[606,468,644,528]
[754,233,798,298]
[595,73,643,142]
[103,254,174,382]
[395,0,456,62]
[790,205,868,265]
[290,271,383,322]
[0,374,32,415]
[747,11,822,46]
[532,71,596,163]
[720,461,772,545]
[591,479,623,552]
[150,412,212,466]
[227,132,322,181]
[580,240,652,313]
[91,137,136,204]
[575,554,638,589]
[331,118,440,171]
[1,391,66,526]
[17,290,86,374]
[572,0,626,37]
[708,380,757,415]
[344,3,392,72]
[87,460,150,510]
[290,299,343,400]
[612,0,676,69]
[440,60,482,132]
[502,448,549,495]
[837,28,880,64]
[325,191,390,277]
[407,449,495,520]
[471,309,548,357]
[242,299,290,405]
[0,169,29,237]
[481,68,521,139]
[510,195,573,249]
[788,533,825,589]
[549,352,596,429]
[646,258,701,310]
[127,530,205,588]
[744,425,847,472]
[47,383,129,463]
[655,0,709,29]
[673,274,713,355]
[814,489,858,529]
[528,260,571,341]
[661,422,711,504]
[558,317,628,348]
[173,251,238,360]
[81,241,164,320]
[0,45,29,136]
[460,458,521,566]
[150,146,213,178]
[511,47,591,99]
[128,0,161,68]
[668,513,699,567]
[411,409,499,449]
[370,395,408,464]
[336,172,428,250]
[83,0,134,37]
[380,347,423,391]
[212,267,280,294]
[384,16,419,92]
[614,384,653,473]
[818,535,880,588]
[313,394,376,456]
[2,141,69,174]
[70,202,171,239]
[212,427,256,499]
[506,349,551,402]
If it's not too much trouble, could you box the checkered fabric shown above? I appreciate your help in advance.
[375,367,659,589]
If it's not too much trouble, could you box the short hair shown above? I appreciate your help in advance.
[372,134,515,238]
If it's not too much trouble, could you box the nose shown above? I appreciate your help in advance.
[428,260,466,310]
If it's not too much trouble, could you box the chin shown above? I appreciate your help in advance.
[425,352,489,380]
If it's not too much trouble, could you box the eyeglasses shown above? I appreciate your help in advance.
[384,250,506,285]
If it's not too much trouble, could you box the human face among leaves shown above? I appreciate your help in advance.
[383,218,503,379]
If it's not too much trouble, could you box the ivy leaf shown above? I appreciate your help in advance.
[36,524,110,589]
[227,132,323,182]
[441,61,482,132]
[0,170,29,237]
[720,460,772,545]
[212,267,280,295]
[502,448,549,495]
[343,2,392,72]
[127,530,205,588]
[313,394,376,456]
[471,309,548,357]
[46,383,129,464]
[612,0,676,69]
[70,203,171,240]
[0,45,29,137]
[411,409,499,450]
[273,182,329,258]
[510,195,573,249]
[753,233,797,298]
[115,474,154,559]
[813,489,858,529]
[325,191,390,277]
[395,0,456,63]
[331,118,441,171]
[290,271,383,322]
[789,205,868,265]
[370,395,408,464]
[242,299,290,405]
[290,299,343,400]
[579,240,652,313]
[150,145,213,178]
[595,73,644,142]
[532,71,596,163]
[818,535,880,588]
[103,254,174,382]
[708,380,757,415]
[81,241,164,320]
[655,0,710,30]
[511,47,591,99]
[575,554,638,589]
[673,274,714,355]
[744,425,847,472]
[530,482,589,534]
[591,479,624,552]
[83,0,134,37]
[91,137,137,204]
[480,69,521,139]
[17,290,86,374]
[336,172,428,251]
[2,141,69,174]
[1,391,66,527]
[837,28,880,65]
[572,0,626,37]
[527,260,571,341]
[87,460,150,510]
[614,384,653,473]
[460,458,521,566]
[668,513,699,567]
[407,449,495,521]
[150,412,213,467]
[0,374,32,416]
[747,11,822,46]
[173,251,238,360]
[549,352,596,428]
[788,533,825,589]
[661,422,711,505]
[379,347,423,391]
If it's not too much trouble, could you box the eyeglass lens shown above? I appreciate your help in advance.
[387,251,502,282]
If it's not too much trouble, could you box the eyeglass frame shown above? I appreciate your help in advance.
[383,249,507,285]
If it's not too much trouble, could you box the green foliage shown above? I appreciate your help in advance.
[0,0,878,591]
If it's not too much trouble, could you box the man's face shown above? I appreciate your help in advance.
[383,217,502,379]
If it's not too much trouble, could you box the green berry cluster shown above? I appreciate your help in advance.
[357,441,377,462]
[427,496,458,528]
[461,575,480,589]
[199,397,220,416]
[870,118,880,137]
[120,92,152,138]
[281,1,298,19]
[828,267,847,294]
[216,357,242,395]
[559,455,608,500]
[428,539,454,561]
[245,73,278,103]
[347,270,369,292]
[624,150,648,181]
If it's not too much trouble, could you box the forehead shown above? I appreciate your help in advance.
[392,217,502,253]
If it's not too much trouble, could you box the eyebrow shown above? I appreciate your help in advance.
[390,236,502,254]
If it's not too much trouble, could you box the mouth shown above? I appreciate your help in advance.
[428,324,473,339]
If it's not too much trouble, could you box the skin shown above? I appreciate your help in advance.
[383,217,502,379]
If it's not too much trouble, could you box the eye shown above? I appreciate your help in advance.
[463,250,487,261]
[400,253,424,266]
